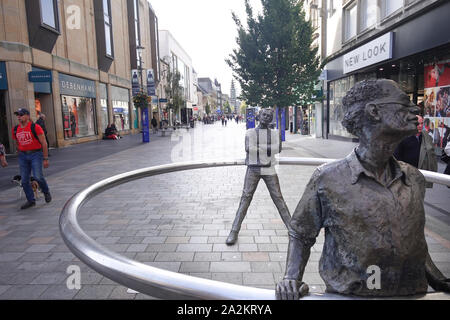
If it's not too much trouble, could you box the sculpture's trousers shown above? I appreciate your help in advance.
[231,167,291,232]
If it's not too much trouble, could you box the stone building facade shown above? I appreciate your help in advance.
[0,0,158,152]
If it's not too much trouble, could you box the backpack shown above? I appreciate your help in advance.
[14,123,39,142]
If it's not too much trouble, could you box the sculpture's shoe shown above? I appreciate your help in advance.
[226,231,238,245]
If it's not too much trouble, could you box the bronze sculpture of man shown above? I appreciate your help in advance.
[276,79,450,299]
[226,108,291,245]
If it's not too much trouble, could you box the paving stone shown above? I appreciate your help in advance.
[165,236,190,244]
[251,262,282,273]
[177,244,212,252]
[145,244,178,252]
[108,286,136,300]
[126,244,148,252]
[243,252,270,262]
[243,273,275,285]
[25,244,56,253]
[212,244,238,252]
[180,262,210,273]
[0,285,48,299]
[210,262,251,273]
[257,244,278,252]
[211,273,243,285]
[31,272,67,285]
[135,252,158,262]
[221,252,242,262]
[155,252,194,262]
[194,252,221,262]
[0,252,25,262]
[39,285,79,299]
[0,285,11,296]
[189,236,208,244]
[238,244,258,252]
[73,285,116,300]
[142,236,167,244]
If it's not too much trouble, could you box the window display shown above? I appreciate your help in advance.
[61,95,96,139]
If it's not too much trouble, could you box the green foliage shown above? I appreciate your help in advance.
[224,101,232,114]
[240,100,248,115]
[164,69,185,113]
[226,0,321,109]
[132,91,151,109]
[205,103,211,115]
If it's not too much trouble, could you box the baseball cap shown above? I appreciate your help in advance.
[14,108,30,116]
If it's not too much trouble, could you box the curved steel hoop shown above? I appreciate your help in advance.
[59,157,450,300]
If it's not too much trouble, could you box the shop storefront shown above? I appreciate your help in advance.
[111,86,130,131]
[324,2,450,146]
[59,73,97,140]
[99,83,109,133]
[30,67,55,147]
[0,62,9,152]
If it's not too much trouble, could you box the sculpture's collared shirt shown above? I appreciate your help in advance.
[290,150,429,296]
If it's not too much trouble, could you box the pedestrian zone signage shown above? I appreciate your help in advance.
[343,32,393,74]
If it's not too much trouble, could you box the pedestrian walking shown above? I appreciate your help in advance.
[394,115,437,188]
[0,143,7,167]
[151,117,158,134]
[12,108,52,209]
[36,112,50,154]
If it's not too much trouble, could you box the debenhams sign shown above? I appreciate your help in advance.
[343,32,393,74]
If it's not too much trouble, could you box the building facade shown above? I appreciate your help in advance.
[0,0,160,153]
[322,0,450,149]
[158,30,195,124]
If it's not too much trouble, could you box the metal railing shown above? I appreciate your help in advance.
[59,157,450,300]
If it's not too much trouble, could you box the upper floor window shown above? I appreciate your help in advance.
[40,0,59,31]
[344,3,357,41]
[382,0,403,18]
[360,0,378,31]
[103,0,113,57]
[134,0,142,67]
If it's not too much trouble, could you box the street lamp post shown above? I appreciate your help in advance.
[136,45,150,143]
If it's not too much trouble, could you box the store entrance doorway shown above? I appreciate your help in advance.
[0,91,10,153]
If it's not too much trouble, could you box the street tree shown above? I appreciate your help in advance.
[164,68,185,126]
[226,0,321,141]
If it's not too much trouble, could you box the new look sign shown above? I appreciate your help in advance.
[343,32,393,74]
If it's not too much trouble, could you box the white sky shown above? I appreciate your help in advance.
[149,0,263,97]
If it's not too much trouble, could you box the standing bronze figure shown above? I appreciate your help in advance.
[276,79,450,299]
[226,108,291,245]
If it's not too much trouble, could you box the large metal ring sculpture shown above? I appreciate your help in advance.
[59,157,450,300]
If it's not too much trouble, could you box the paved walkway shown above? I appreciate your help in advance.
[0,122,449,299]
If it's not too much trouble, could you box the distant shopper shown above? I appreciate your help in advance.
[0,143,7,167]
[394,115,437,188]
[36,112,50,152]
[151,117,158,134]
[12,108,51,209]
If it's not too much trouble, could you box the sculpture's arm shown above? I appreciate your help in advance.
[275,168,323,300]
[276,234,313,300]
[425,253,450,292]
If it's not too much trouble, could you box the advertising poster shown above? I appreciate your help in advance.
[423,60,450,118]
[146,69,156,96]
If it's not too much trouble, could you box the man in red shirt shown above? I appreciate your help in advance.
[12,108,52,209]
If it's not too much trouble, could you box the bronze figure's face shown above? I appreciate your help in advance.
[260,109,273,125]
[375,82,419,136]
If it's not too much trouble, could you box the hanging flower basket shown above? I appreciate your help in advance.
[132,91,151,109]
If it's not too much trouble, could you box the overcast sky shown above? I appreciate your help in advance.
[149,0,263,97]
